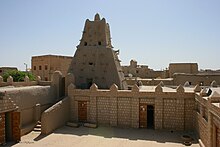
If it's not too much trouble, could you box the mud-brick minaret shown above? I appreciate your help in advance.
[68,13,127,89]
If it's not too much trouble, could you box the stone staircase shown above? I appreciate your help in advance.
[33,121,41,132]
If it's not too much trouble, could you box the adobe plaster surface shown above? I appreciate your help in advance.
[7,126,199,147]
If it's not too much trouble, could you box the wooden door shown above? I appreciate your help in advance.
[139,104,147,128]
[12,112,20,142]
[78,101,87,122]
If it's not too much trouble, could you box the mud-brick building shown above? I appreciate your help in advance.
[0,92,20,145]
[68,13,127,90]
[32,55,72,81]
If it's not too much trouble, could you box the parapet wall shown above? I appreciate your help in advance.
[0,75,51,87]
[68,84,195,131]
[194,93,220,147]
[126,78,174,86]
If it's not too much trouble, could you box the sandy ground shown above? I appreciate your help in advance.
[6,126,199,147]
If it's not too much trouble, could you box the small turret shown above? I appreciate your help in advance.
[94,13,100,21]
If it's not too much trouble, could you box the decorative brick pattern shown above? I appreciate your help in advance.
[0,113,5,145]
[184,99,194,130]
[109,97,117,126]
[163,98,177,130]
[88,96,97,123]
[97,97,110,125]
[139,98,155,104]
[175,99,184,130]
[194,93,220,147]
[69,86,201,133]
[0,95,17,113]
[131,98,139,128]
[155,98,163,130]
[117,97,131,127]
[195,113,208,146]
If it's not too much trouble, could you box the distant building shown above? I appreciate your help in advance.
[169,63,198,77]
[122,60,169,79]
[31,55,72,81]
[0,67,18,76]
[173,72,220,86]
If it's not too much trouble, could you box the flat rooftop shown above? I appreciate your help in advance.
[0,86,50,93]
[126,77,173,81]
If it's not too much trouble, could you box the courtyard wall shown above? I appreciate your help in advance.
[195,92,220,147]
[68,84,195,131]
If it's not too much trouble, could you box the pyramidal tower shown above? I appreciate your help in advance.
[68,14,127,89]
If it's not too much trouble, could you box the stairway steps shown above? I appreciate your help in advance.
[33,121,41,132]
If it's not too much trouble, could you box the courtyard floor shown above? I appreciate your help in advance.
[6,126,199,147]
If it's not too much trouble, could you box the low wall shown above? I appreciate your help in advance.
[195,93,220,147]
[41,97,70,135]
[194,112,208,146]
[0,81,38,87]
[126,78,174,86]
[0,75,52,87]
[0,86,56,135]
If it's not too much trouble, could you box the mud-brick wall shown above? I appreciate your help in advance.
[68,85,196,131]
[117,97,131,127]
[184,99,194,130]
[139,98,155,104]
[213,116,220,147]
[97,97,110,125]
[195,112,208,146]
[0,113,5,145]
[163,98,177,130]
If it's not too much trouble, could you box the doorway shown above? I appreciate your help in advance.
[139,104,147,128]
[5,112,12,142]
[147,105,154,129]
[78,101,87,122]
[5,112,21,142]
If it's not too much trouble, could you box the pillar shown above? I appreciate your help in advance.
[155,97,163,129]
[109,84,118,126]
[175,99,184,130]
[34,104,41,121]
[65,73,75,96]
[51,71,63,100]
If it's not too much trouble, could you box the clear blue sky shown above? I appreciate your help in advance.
[0,0,220,70]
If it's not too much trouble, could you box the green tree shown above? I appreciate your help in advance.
[2,70,35,82]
